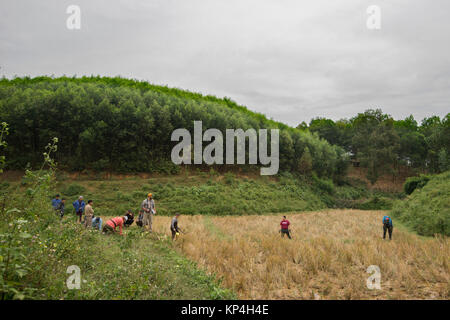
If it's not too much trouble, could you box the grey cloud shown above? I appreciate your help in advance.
[0,0,448,126]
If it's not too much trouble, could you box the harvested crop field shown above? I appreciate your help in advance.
[151,210,449,300]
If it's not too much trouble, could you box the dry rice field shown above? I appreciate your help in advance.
[150,210,449,300]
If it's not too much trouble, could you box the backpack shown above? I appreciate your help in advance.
[384,217,391,226]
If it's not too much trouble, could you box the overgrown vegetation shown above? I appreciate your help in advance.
[23,171,396,218]
[0,135,234,300]
[391,171,450,236]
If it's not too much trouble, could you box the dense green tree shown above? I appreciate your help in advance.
[298,109,449,183]
[0,76,347,179]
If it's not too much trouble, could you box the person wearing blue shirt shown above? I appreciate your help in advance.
[382,216,393,240]
[51,194,62,210]
[73,196,85,223]
[56,198,66,218]
[92,216,103,230]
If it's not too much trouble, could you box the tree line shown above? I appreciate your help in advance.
[298,109,450,184]
[0,76,347,180]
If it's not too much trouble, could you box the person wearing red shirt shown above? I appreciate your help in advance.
[280,216,291,239]
[103,216,127,235]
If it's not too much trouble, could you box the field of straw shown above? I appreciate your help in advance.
[151,210,449,300]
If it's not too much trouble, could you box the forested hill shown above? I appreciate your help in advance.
[0,76,347,178]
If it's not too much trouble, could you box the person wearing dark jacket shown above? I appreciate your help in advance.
[52,194,62,210]
[170,213,182,240]
[136,210,144,227]
[73,196,85,223]
[56,198,66,219]
[124,210,134,227]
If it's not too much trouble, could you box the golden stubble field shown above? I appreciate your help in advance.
[148,210,449,300]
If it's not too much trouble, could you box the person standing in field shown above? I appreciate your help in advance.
[51,194,62,211]
[382,215,393,240]
[103,216,127,235]
[56,198,66,219]
[84,200,94,228]
[73,196,85,223]
[170,213,182,240]
[141,193,156,232]
[280,216,292,239]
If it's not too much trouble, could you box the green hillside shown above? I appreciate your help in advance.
[391,171,450,236]
[0,76,347,179]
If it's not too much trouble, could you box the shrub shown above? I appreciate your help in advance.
[392,171,449,236]
[403,174,430,195]
[355,196,393,210]
[62,183,86,196]
[224,173,234,185]
[312,174,335,195]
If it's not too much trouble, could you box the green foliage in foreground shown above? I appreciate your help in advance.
[391,171,450,236]
[0,143,235,300]
[2,219,234,300]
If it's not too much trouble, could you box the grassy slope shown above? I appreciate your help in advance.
[50,171,400,215]
[391,171,450,236]
[2,215,235,300]
[54,172,328,216]
[5,170,400,217]
[41,222,234,299]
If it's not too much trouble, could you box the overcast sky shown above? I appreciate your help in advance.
[0,0,449,126]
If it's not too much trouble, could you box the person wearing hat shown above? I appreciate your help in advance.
[103,216,127,235]
[141,193,156,232]
[382,215,394,240]
[73,196,85,223]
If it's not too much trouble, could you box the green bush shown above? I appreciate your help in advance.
[224,173,234,185]
[403,174,430,195]
[62,183,86,196]
[354,196,393,210]
[312,174,335,195]
[392,171,449,236]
